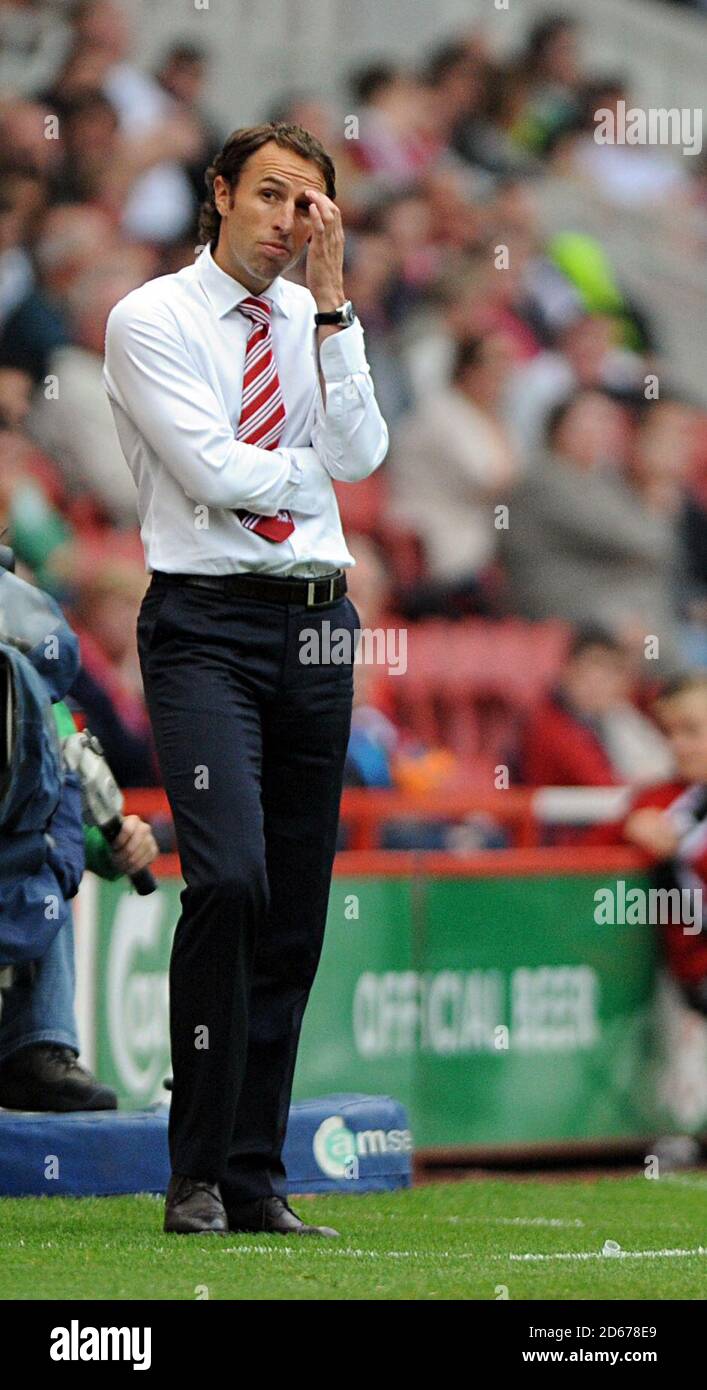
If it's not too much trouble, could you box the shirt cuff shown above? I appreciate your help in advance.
[318,318,369,380]
[280,446,332,515]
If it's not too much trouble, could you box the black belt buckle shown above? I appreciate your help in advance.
[305,575,337,609]
[185,576,222,592]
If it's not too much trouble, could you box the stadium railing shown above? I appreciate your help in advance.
[124,784,631,864]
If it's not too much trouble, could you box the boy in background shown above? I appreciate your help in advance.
[616,674,707,1013]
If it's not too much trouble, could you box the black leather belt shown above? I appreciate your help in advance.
[150,567,347,609]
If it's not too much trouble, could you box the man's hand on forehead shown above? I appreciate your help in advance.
[303,187,338,219]
[256,158,328,200]
[303,184,345,321]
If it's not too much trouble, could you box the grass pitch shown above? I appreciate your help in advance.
[1,1174,705,1301]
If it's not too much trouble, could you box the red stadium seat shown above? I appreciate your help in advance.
[333,477,428,586]
[333,472,388,532]
[388,618,569,771]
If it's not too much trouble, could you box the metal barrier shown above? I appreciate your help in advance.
[124,783,631,858]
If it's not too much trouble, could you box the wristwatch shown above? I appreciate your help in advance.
[314,300,356,327]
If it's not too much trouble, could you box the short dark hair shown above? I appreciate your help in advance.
[0,160,44,197]
[525,14,578,72]
[544,388,620,447]
[423,41,471,87]
[350,62,400,106]
[569,625,624,661]
[62,90,118,127]
[451,334,486,383]
[160,41,207,68]
[545,393,578,446]
[633,387,697,426]
[655,672,707,705]
[198,121,336,250]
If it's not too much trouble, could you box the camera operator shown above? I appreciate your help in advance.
[0,554,158,1112]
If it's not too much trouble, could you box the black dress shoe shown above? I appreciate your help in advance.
[226,1195,340,1237]
[164,1176,228,1235]
[0,1044,118,1112]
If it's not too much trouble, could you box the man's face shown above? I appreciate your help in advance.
[563,647,629,716]
[636,403,695,483]
[164,58,204,105]
[213,140,327,291]
[459,333,514,408]
[657,691,707,783]
[555,393,628,470]
[0,368,32,429]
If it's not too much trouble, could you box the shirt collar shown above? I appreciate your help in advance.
[196,242,290,320]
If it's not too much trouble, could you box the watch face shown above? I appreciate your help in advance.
[341,301,355,325]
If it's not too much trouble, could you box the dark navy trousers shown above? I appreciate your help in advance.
[137,573,358,1201]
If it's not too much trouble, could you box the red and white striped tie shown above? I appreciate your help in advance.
[234,294,295,543]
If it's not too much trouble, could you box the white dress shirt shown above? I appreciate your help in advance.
[103,244,389,577]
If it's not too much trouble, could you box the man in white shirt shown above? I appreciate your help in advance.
[103,122,388,1237]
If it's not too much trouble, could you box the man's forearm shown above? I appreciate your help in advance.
[310,316,389,482]
[248,445,334,516]
[316,322,344,407]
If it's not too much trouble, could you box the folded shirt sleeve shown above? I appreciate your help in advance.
[104,298,331,516]
[311,318,389,483]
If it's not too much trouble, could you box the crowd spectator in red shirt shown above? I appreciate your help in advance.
[517,627,672,788]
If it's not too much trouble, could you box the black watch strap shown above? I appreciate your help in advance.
[314,300,355,327]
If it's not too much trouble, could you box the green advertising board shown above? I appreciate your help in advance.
[293,872,658,1147]
[83,859,704,1149]
[91,877,177,1109]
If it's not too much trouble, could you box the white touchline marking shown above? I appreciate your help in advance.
[446,1215,584,1228]
[219,1243,707,1263]
[221,1246,477,1259]
[509,1247,707,1262]
[488,1217,585,1228]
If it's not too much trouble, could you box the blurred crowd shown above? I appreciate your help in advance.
[1,0,707,830]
